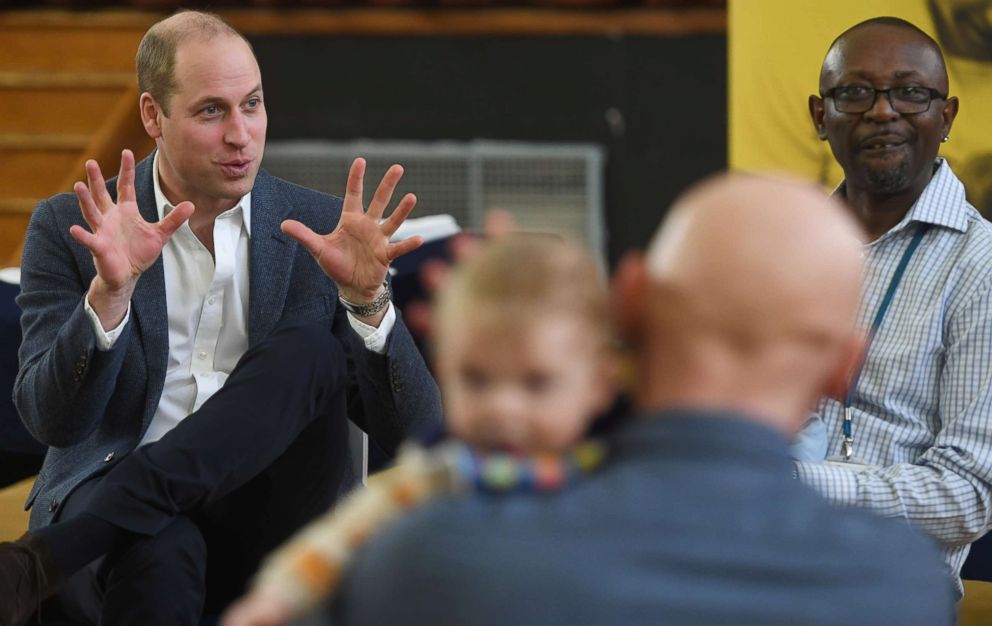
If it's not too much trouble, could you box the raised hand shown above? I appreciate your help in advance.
[281,157,424,308]
[70,150,194,328]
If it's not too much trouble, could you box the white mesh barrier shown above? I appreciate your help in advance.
[261,140,606,261]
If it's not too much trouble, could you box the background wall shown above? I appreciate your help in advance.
[252,33,727,266]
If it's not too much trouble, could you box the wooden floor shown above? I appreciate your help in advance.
[0,477,990,623]
[0,477,30,541]
[963,582,992,626]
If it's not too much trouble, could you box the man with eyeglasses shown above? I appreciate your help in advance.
[795,16,992,597]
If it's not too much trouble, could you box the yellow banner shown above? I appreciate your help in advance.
[729,0,992,216]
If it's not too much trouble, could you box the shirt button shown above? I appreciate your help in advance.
[198,351,207,360]
[104,452,115,462]
[208,296,217,305]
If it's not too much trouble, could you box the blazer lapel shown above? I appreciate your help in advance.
[129,153,170,425]
[248,170,296,346]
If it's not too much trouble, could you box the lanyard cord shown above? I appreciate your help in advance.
[841,223,932,461]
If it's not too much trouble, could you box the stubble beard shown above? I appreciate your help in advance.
[864,157,911,193]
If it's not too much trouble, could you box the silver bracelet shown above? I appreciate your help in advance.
[338,281,392,318]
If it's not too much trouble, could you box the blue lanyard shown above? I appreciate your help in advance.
[841,223,931,461]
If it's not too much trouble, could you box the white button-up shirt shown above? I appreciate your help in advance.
[796,160,992,594]
[84,152,395,445]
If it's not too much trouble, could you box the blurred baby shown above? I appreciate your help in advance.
[223,235,619,626]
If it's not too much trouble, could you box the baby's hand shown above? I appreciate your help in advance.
[221,590,294,626]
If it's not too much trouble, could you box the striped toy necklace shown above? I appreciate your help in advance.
[252,437,610,615]
[451,439,609,493]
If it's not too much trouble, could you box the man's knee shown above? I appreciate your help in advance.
[57,516,208,624]
[102,516,207,622]
[107,515,207,583]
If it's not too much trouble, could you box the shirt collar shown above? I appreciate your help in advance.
[834,158,969,237]
[152,150,252,235]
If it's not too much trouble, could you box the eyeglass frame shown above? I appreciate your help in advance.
[820,85,948,114]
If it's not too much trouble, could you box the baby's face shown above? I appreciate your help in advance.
[438,315,614,453]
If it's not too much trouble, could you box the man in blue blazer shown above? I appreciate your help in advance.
[0,10,440,626]
[330,175,955,626]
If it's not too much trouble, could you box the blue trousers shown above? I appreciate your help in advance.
[50,321,353,625]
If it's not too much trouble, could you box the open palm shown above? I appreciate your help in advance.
[282,158,423,303]
[69,150,194,291]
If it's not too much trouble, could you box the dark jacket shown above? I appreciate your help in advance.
[333,411,954,626]
[14,152,441,528]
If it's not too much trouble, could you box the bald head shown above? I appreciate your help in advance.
[820,18,949,94]
[647,174,864,340]
[136,10,253,115]
[624,174,864,432]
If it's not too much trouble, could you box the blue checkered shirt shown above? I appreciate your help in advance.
[795,159,992,595]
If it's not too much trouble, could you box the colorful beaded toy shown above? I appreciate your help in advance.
[250,438,608,615]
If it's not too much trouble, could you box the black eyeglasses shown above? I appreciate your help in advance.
[821,85,947,114]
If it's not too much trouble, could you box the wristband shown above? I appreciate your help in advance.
[338,281,391,318]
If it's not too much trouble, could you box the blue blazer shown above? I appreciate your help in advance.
[14,152,442,528]
[333,412,955,626]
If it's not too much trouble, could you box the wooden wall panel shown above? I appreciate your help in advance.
[0,88,129,134]
[224,7,726,35]
[0,27,148,73]
[1,7,725,38]
[0,149,80,197]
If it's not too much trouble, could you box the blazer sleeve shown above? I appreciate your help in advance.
[331,297,441,457]
[13,197,132,447]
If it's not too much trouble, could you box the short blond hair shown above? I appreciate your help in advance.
[435,235,612,350]
[135,10,252,115]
